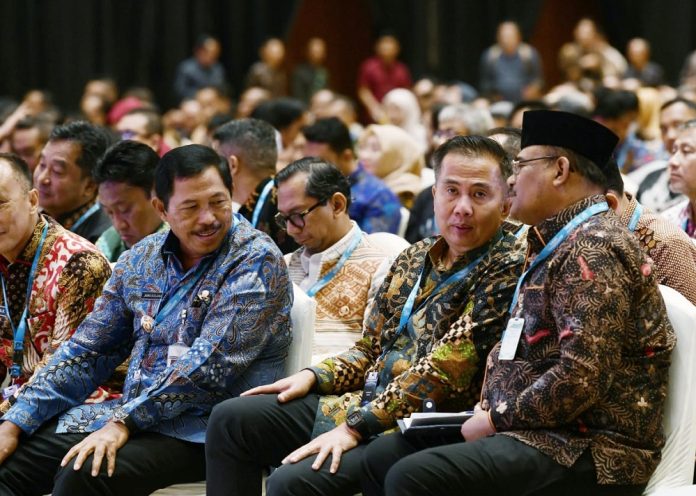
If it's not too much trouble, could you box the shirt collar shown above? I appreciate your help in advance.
[57,198,97,230]
[0,216,49,270]
[427,227,503,273]
[241,176,274,213]
[618,193,640,227]
[160,225,231,269]
[299,221,361,271]
[527,195,607,254]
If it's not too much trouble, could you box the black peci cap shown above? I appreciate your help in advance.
[521,110,619,170]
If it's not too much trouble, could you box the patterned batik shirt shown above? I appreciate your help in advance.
[349,164,402,234]
[239,177,299,254]
[4,214,293,443]
[620,195,696,305]
[482,195,675,486]
[0,216,111,391]
[286,222,391,362]
[57,199,113,244]
[309,228,524,437]
[96,222,169,263]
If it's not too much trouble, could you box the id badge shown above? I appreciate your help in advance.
[2,384,19,401]
[167,343,190,366]
[499,317,524,360]
[360,371,379,406]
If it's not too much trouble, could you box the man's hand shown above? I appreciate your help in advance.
[0,421,22,465]
[241,369,316,403]
[281,423,361,474]
[461,409,495,442]
[60,421,130,477]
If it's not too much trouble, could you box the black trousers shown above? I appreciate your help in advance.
[361,432,646,496]
[0,419,205,496]
[206,393,368,496]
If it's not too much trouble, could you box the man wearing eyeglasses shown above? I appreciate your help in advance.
[362,111,674,496]
[204,136,524,496]
[274,157,391,362]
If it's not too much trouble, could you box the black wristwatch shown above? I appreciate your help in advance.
[345,411,370,440]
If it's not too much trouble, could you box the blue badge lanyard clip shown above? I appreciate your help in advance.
[508,202,609,317]
[1,223,49,379]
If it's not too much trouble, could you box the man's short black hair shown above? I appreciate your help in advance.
[431,135,512,180]
[48,121,111,179]
[212,118,277,174]
[0,153,32,192]
[661,96,696,113]
[275,157,351,209]
[594,89,639,119]
[603,157,624,195]
[251,98,306,131]
[155,144,231,209]
[302,117,353,154]
[95,140,160,196]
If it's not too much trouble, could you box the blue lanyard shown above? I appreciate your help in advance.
[683,218,690,234]
[509,202,609,315]
[251,181,274,228]
[0,223,49,377]
[306,229,363,297]
[380,249,488,360]
[627,203,643,232]
[514,225,529,238]
[154,217,236,325]
[70,202,100,231]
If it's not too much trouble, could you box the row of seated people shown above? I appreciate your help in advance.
[0,111,691,495]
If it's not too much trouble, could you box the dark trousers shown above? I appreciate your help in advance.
[361,432,646,496]
[0,419,205,496]
[206,393,367,496]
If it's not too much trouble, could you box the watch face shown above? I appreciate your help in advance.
[347,411,361,426]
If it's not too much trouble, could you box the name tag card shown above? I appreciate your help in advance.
[167,343,190,367]
[499,318,524,360]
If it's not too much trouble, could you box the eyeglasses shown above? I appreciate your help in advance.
[274,199,327,229]
[511,155,559,175]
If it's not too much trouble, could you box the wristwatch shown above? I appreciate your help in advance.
[345,410,370,440]
[110,406,137,432]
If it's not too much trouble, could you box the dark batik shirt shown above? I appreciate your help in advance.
[482,195,675,485]
[310,227,524,437]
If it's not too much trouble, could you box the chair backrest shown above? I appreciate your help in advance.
[285,283,316,375]
[367,231,410,259]
[398,206,410,238]
[645,285,696,494]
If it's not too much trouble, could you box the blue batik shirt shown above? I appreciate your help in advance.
[3,214,293,443]
[349,163,402,234]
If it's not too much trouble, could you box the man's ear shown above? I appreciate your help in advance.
[227,155,240,176]
[28,188,40,215]
[331,192,348,216]
[152,196,167,222]
[551,156,572,187]
[605,191,620,211]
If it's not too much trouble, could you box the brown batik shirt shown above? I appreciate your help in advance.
[482,195,675,485]
[619,194,696,306]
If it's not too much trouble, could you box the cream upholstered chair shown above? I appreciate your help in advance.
[153,284,315,495]
[367,231,410,260]
[397,207,410,239]
[285,282,316,375]
[644,285,696,495]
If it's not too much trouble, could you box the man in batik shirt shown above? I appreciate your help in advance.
[34,121,112,243]
[363,111,674,496]
[0,144,292,495]
[0,153,111,411]
[204,135,525,496]
[212,117,298,253]
[604,158,696,305]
